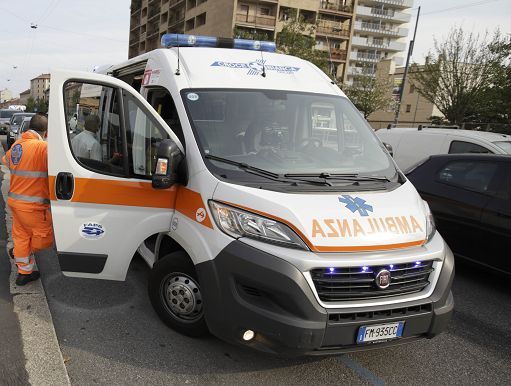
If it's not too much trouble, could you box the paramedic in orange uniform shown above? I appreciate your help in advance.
[2,114,53,286]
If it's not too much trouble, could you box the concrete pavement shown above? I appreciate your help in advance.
[0,136,70,385]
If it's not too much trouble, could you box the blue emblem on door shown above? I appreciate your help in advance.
[11,144,23,165]
[338,195,373,216]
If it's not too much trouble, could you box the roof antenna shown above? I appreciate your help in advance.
[260,48,266,78]
[325,35,336,85]
[175,33,181,76]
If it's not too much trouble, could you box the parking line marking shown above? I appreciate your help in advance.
[337,355,386,386]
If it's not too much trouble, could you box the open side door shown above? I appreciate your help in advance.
[48,69,184,280]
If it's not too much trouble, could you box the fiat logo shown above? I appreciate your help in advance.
[375,269,391,289]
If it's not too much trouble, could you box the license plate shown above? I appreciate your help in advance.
[357,321,404,343]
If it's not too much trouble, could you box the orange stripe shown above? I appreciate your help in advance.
[220,201,425,253]
[175,187,213,229]
[49,176,213,228]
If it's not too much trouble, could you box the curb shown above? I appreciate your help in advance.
[1,144,70,385]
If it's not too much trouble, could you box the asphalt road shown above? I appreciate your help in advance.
[2,136,510,385]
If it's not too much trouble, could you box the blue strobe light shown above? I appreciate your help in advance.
[161,34,276,52]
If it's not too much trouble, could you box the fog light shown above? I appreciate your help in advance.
[242,329,255,341]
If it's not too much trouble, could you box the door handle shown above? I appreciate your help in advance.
[55,172,74,200]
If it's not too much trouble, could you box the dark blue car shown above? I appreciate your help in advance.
[406,154,511,275]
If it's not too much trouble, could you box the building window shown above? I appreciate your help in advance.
[185,18,195,31]
[196,12,206,27]
[259,7,270,16]
[409,84,415,93]
[405,104,411,113]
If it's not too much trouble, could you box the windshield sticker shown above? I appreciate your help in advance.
[187,93,199,101]
[79,222,106,240]
[311,216,423,238]
[211,59,300,76]
[142,69,161,86]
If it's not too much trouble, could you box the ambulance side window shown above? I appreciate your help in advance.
[147,89,185,147]
[63,81,126,177]
[125,96,170,178]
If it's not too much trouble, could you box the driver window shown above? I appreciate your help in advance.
[126,97,170,178]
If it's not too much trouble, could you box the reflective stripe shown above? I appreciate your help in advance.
[10,169,48,178]
[8,192,50,204]
[15,256,30,264]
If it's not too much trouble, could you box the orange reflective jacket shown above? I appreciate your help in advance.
[2,131,50,211]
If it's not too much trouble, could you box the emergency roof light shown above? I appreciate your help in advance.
[161,34,276,53]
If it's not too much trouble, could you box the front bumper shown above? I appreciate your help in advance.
[196,240,454,356]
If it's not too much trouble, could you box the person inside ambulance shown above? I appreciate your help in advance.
[71,114,102,162]
[2,114,54,286]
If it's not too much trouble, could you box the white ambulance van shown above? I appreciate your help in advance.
[48,35,453,355]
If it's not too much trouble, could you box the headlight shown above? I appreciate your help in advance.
[423,200,436,242]
[209,201,308,250]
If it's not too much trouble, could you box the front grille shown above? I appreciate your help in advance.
[311,261,434,302]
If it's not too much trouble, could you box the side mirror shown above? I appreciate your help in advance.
[383,142,393,157]
[152,139,184,189]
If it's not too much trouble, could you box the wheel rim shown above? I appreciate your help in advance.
[160,273,203,323]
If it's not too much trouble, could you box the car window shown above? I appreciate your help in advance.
[449,140,492,154]
[437,160,498,193]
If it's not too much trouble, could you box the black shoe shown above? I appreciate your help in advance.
[15,271,40,286]
[8,248,14,260]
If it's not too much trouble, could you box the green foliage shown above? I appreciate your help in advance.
[276,17,330,76]
[412,27,507,125]
[26,97,35,112]
[36,98,48,114]
[233,27,273,42]
[343,74,392,119]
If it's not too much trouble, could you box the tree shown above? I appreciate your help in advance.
[36,98,48,114]
[411,27,505,125]
[276,17,330,77]
[343,74,392,118]
[26,97,35,112]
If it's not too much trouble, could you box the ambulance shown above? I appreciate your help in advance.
[47,34,454,355]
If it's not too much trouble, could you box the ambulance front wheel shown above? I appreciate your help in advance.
[148,251,209,337]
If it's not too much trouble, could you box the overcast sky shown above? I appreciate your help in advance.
[0,0,510,96]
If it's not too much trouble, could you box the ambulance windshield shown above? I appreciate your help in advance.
[182,89,397,185]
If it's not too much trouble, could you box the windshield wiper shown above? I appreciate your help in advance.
[205,154,332,186]
[284,172,391,182]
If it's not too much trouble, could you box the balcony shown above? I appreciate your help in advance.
[331,49,348,61]
[347,66,376,76]
[349,51,383,63]
[354,21,408,37]
[319,2,353,15]
[236,13,276,28]
[356,5,411,23]
[351,36,406,51]
[361,0,414,10]
[316,22,350,38]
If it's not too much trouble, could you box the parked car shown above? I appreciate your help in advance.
[376,127,511,171]
[406,154,511,275]
[7,112,35,148]
[12,116,33,143]
[0,109,17,134]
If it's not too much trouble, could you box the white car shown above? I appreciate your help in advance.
[376,127,511,171]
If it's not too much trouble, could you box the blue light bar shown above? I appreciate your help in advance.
[161,33,276,52]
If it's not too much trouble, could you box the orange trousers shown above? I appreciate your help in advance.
[11,207,54,274]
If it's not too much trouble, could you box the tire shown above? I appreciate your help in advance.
[148,251,209,337]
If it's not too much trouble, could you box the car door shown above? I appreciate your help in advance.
[480,161,511,274]
[48,70,184,281]
[410,158,498,260]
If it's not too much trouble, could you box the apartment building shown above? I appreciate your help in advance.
[347,0,413,84]
[0,88,13,103]
[129,0,356,80]
[368,61,443,129]
[30,74,50,101]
